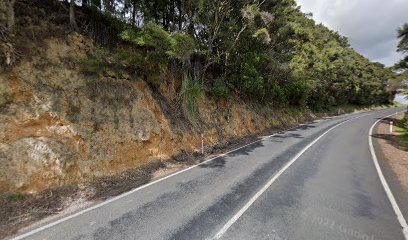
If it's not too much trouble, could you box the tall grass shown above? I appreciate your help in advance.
[397,112,408,147]
[179,71,203,122]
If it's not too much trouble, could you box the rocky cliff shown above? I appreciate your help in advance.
[1,33,316,194]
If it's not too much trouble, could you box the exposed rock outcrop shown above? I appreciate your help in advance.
[0,35,291,193]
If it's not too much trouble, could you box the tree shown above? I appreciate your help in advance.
[396,23,408,70]
[70,0,79,31]
[0,0,15,32]
[0,0,17,66]
[7,0,392,106]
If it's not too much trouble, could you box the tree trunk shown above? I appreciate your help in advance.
[177,0,182,31]
[91,0,101,9]
[70,0,79,31]
[7,0,15,33]
[103,0,113,14]
[0,0,7,28]
[131,4,136,27]
[0,0,15,33]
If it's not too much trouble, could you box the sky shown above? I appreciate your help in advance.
[296,0,408,67]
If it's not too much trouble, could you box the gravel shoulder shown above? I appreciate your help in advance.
[374,112,408,223]
[375,113,408,191]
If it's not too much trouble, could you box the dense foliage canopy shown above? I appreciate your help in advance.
[396,22,408,71]
[44,1,401,109]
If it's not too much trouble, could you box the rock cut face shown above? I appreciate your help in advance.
[0,37,177,193]
[0,35,277,193]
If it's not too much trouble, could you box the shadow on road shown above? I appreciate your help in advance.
[199,141,264,168]
[287,123,317,132]
[199,124,316,169]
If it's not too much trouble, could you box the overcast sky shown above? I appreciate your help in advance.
[296,0,408,67]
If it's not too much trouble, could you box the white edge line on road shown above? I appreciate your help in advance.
[10,110,374,240]
[211,113,369,239]
[369,111,408,240]
[9,115,305,240]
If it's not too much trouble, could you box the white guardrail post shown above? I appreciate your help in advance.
[201,134,204,155]
[390,121,393,133]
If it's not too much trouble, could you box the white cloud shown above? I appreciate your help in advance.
[296,0,408,66]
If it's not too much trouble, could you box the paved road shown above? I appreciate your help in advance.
[11,109,407,240]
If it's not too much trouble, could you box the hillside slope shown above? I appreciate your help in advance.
[1,32,320,194]
[0,0,392,194]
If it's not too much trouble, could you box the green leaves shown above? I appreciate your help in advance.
[110,0,392,107]
[121,22,173,52]
[120,22,196,61]
[396,22,408,70]
[397,23,408,53]
[168,33,196,60]
[241,4,260,23]
[252,28,271,44]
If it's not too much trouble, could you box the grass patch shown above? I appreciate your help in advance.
[179,72,203,122]
[393,101,407,108]
[396,126,408,148]
[6,193,24,202]
[396,112,408,148]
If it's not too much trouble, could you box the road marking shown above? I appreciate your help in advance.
[212,113,369,239]
[10,115,323,240]
[10,110,372,240]
[369,111,408,240]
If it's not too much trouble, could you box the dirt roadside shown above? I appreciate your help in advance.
[374,113,408,192]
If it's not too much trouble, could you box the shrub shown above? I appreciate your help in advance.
[285,79,310,107]
[268,80,286,106]
[240,63,265,99]
[77,56,107,75]
[212,81,230,100]
[121,22,172,53]
[7,193,24,202]
[168,33,196,60]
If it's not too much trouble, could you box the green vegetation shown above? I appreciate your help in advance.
[396,112,408,148]
[395,22,408,70]
[393,101,407,108]
[5,0,401,118]
[179,74,203,121]
[7,193,23,202]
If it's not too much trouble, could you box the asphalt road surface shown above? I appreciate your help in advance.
[11,108,408,240]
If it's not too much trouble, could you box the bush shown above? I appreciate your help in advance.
[77,56,107,75]
[212,81,230,100]
[121,22,172,53]
[267,80,286,106]
[401,112,408,129]
[7,193,24,202]
[77,47,145,77]
[285,79,310,107]
[168,33,196,60]
[239,63,265,99]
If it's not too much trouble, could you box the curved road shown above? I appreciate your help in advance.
[11,109,408,240]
